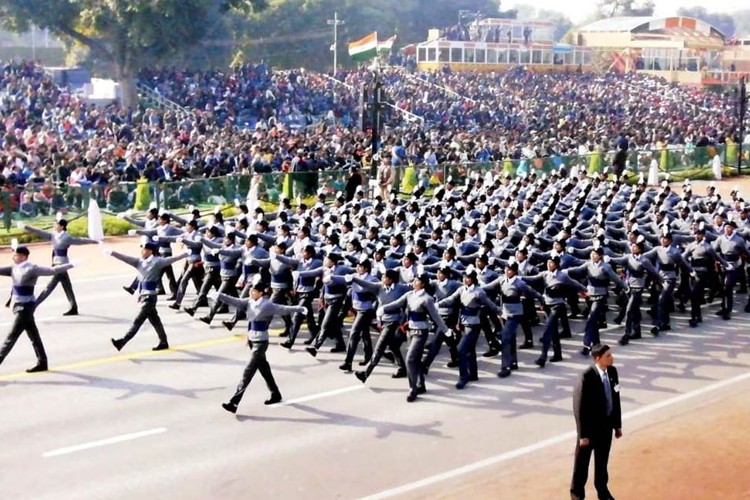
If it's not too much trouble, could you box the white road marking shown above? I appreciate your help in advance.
[273,385,365,407]
[358,371,750,500]
[42,427,167,458]
[0,273,134,295]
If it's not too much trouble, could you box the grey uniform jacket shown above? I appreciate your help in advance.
[0,261,74,304]
[609,254,660,289]
[111,251,188,298]
[351,279,411,323]
[682,240,727,273]
[521,270,587,305]
[482,276,543,317]
[277,256,323,293]
[566,261,625,297]
[431,278,462,316]
[23,227,97,265]
[381,289,448,333]
[642,245,693,281]
[215,294,301,342]
[712,233,748,271]
[438,285,500,326]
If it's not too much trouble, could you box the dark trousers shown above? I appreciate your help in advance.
[190,267,221,309]
[229,340,279,406]
[365,321,405,377]
[540,304,566,360]
[290,292,319,346]
[722,269,740,313]
[313,298,346,349]
[624,289,643,337]
[690,273,707,320]
[0,303,47,367]
[405,329,428,394]
[174,263,204,306]
[160,261,178,294]
[121,296,168,347]
[655,279,675,328]
[205,276,239,321]
[457,324,481,383]
[34,270,77,309]
[480,307,501,350]
[423,313,459,368]
[344,309,374,365]
[584,297,606,347]
[571,429,614,499]
[500,316,520,370]
[271,288,293,336]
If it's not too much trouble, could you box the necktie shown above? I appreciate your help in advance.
[602,372,613,416]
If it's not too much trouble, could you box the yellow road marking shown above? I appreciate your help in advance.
[0,329,284,382]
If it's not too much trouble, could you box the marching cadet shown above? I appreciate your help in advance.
[183,225,224,316]
[305,252,354,357]
[104,240,189,352]
[483,260,543,378]
[332,259,378,372]
[277,245,323,348]
[0,245,75,373]
[474,253,503,358]
[197,231,243,325]
[712,220,750,320]
[438,266,501,389]
[128,212,182,297]
[610,237,661,345]
[168,220,205,311]
[422,263,461,373]
[520,255,588,367]
[221,234,271,330]
[379,273,449,402]
[642,229,694,335]
[567,249,626,355]
[18,218,98,316]
[245,242,295,339]
[682,226,727,327]
[212,277,306,414]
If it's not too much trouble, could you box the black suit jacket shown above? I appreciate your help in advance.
[573,365,622,440]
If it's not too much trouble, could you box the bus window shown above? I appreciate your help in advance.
[543,50,553,65]
[476,48,486,63]
[418,48,426,62]
[532,50,542,64]
[439,48,450,62]
[451,47,463,63]
[498,48,509,63]
[509,49,518,63]
[427,48,436,61]
[465,48,475,63]
[487,48,498,64]
[521,49,531,64]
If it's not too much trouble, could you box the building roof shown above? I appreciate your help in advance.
[579,16,726,40]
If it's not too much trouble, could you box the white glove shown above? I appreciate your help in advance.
[97,240,105,245]
[151,235,160,242]
[445,329,456,339]
[69,259,83,268]
[117,213,127,219]
[207,290,220,302]
[297,306,308,316]
[102,247,113,256]
[210,248,220,256]
[376,307,385,317]
[176,235,185,243]
[291,271,300,281]
[16,222,25,230]
[344,274,354,284]
[690,271,698,279]
[322,274,332,284]
[127,229,137,236]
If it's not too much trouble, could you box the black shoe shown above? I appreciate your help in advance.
[355,371,368,383]
[677,303,686,312]
[416,385,426,395]
[697,316,703,323]
[63,308,78,316]
[406,392,417,402]
[613,316,624,325]
[469,374,479,382]
[303,336,315,345]
[221,402,238,414]
[280,340,292,349]
[152,344,169,351]
[278,331,290,337]
[650,326,660,336]
[722,313,731,321]
[739,288,748,295]
[392,369,407,379]
[421,363,429,376]
[446,360,459,368]
[222,321,235,332]
[519,341,533,350]
[198,316,211,325]
[169,303,181,310]
[26,364,48,373]
[689,318,698,328]
[581,346,591,356]
[264,393,282,405]
[618,335,630,346]
[306,347,317,357]
[549,354,563,362]
[534,357,546,368]
[123,286,135,295]
[111,338,124,351]
[358,358,370,366]
[339,363,352,372]
[510,362,519,371]
[497,369,511,378]
[482,348,500,358]
[745,303,750,313]
[629,333,642,340]
[382,352,396,363]
[559,332,572,339]
[598,322,608,330]
[330,344,346,353]
[715,309,727,316]
[455,379,468,389]
[157,289,166,296]
[166,295,176,302]
[183,307,196,317]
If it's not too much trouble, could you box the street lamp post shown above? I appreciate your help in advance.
[327,12,345,75]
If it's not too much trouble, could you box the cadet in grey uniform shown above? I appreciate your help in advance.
[184,225,224,316]
[168,220,205,310]
[333,259,378,371]
[248,242,295,339]
[106,241,188,351]
[198,231,242,325]
[0,246,75,373]
[380,273,449,402]
[19,219,97,315]
[212,280,305,413]
[305,253,354,356]
[712,220,749,320]
[278,245,322,347]
[422,264,461,372]
[683,227,726,327]
[438,266,501,389]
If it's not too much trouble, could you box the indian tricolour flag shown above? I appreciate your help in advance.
[349,32,378,62]
[378,35,397,55]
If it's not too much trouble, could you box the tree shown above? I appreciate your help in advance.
[596,0,655,18]
[735,10,750,37]
[677,7,736,38]
[0,0,267,109]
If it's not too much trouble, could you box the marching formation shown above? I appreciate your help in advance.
[2,169,750,412]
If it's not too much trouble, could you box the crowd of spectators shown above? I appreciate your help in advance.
[0,58,747,217]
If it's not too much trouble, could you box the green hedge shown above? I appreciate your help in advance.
[0,215,136,246]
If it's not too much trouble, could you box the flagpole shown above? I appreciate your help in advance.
[327,12,345,75]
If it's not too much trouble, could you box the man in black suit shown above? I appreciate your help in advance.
[571,344,622,500]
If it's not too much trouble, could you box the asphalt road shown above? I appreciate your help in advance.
[1,266,749,500]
